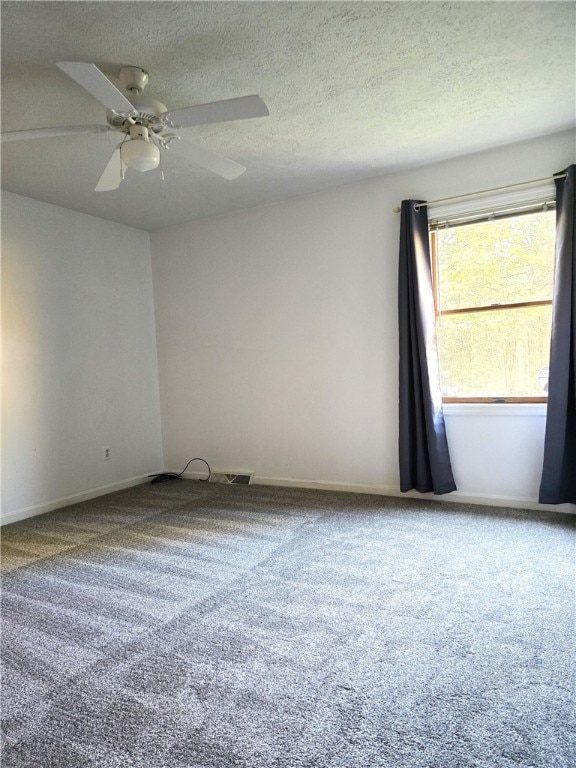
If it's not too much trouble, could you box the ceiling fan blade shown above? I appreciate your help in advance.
[1,125,113,143]
[95,146,125,192]
[56,62,135,113]
[181,140,246,180]
[163,95,269,129]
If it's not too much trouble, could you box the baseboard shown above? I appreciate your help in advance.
[396,488,576,515]
[6,471,570,526]
[0,474,158,526]
[181,470,575,515]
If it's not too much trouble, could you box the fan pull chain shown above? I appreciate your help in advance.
[119,144,125,180]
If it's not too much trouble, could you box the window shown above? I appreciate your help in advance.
[430,206,556,403]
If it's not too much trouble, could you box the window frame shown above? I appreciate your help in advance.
[430,211,554,404]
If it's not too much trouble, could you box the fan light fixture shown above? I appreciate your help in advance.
[121,125,160,172]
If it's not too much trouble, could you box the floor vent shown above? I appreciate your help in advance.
[210,473,253,485]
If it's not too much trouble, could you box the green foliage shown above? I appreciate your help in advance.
[437,307,551,397]
[434,211,555,398]
[436,211,555,309]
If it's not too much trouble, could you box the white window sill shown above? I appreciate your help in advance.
[443,403,547,417]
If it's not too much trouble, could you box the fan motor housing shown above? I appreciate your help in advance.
[106,95,168,134]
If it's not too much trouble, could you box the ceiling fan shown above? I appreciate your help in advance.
[1,62,269,191]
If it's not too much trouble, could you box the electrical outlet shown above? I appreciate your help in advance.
[103,446,111,461]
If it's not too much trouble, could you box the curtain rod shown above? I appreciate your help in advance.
[392,172,567,213]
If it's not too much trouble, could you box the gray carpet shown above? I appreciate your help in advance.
[1,480,574,767]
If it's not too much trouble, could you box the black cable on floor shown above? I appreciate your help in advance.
[177,457,211,482]
[148,457,211,484]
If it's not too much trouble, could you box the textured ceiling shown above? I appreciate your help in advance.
[2,1,575,231]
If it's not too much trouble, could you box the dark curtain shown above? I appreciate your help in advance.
[398,200,456,494]
[539,165,576,504]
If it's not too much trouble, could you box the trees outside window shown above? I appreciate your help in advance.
[431,210,555,402]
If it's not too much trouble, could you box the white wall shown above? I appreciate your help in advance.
[1,192,163,522]
[151,130,575,512]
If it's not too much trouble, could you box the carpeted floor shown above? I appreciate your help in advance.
[1,480,574,767]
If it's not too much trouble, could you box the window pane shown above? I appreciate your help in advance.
[436,211,555,310]
[437,305,552,398]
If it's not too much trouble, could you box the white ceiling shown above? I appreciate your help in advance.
[2,1,574,231]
